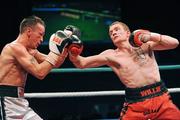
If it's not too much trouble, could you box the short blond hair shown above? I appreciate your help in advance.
[109,21,130,32]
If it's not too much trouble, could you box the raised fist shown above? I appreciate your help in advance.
[129,29,150,47]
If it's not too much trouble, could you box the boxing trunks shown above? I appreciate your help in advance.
[0,85,43,120]
[120,81,180,120]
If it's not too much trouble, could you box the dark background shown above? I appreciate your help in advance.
[0,0,180,119]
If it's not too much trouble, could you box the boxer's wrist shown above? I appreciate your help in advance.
[159,34,162,43]
[69,54,79,63]
[45,52,59,66]
[150,33,162,43]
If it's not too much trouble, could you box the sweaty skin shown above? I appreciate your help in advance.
[69,23,179,88]
[0,43,27,87]
[0,23,48,88]
[0,16,72,120]
[0,23,67,88]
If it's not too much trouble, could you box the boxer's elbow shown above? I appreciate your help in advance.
[33,71,47,80]
[169,38,179,49]
[160,37,179,50]
[74,64,85,69]
[37,75,46,80]
[173,38,179,48]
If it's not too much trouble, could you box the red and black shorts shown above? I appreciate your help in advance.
[120,81,180,120]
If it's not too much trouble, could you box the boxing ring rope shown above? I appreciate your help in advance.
[25,88,180,98]
[25,64,180,98]
[50,64,180,73]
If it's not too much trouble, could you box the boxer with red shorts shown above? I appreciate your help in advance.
[120,81,180,120]
[69,21,180,120]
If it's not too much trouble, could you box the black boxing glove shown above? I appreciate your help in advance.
[64,25,81,38]
[129,29,151,47]
[68,35,83,56]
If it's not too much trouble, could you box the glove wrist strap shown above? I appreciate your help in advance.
[45,52,59,66]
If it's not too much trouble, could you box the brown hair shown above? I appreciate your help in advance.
[19,15,45,34]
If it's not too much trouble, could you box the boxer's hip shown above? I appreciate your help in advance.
[0,85,24,97]
[125,81,168,103]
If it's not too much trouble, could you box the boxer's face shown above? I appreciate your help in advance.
[109,23,130,45]
[28,23,45,49]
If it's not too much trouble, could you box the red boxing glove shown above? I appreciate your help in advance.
[129,29,150,47]
[68,35,83,56]
[68,44,83,56]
